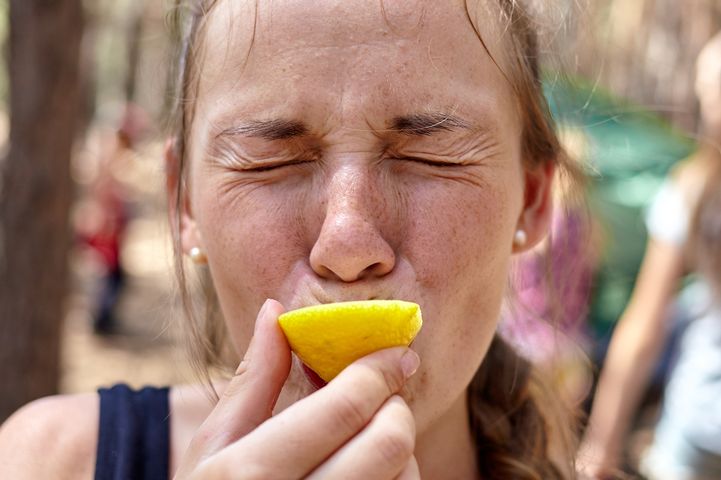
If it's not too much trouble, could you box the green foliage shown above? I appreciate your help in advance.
[544,75,696,334]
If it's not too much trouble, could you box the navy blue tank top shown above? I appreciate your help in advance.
[95,384,171,480]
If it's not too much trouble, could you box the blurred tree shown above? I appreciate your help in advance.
[576,0,721,132]
[0,0,84,421]
[124,6,144,104]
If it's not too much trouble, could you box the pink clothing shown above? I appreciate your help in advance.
[500,210,594,363]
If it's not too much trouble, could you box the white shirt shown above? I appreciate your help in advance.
[646,179,721,454]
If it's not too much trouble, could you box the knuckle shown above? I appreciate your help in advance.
[331,390,370,433]
[184,424,238,465]
[190,424,226,451]
[190,424,217,446]
[374,424,415,468]
[349,356,404,396]
[222,364,251,401]
[394,397,415,430]
[184,429,215,459]
[379,363,404,394]
[234,358,251,377]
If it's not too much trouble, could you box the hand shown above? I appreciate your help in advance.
[174,299,421,479]
[576,439,619,480]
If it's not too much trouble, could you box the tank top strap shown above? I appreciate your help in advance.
[95,384,170,480]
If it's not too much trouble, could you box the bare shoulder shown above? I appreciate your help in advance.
[169,383,219,474]
[0,393,99,480]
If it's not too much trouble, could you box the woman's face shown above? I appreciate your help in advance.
[178,0,552,433]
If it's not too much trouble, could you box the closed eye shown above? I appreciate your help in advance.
[236,159,314,172]
[398,156,463,168]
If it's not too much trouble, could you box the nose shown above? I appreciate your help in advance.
[309,166,396,282]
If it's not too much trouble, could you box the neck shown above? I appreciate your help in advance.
[415,391,480,480]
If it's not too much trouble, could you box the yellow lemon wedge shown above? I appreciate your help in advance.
[278,300,423,382]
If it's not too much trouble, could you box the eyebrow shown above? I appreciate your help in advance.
[216,119,308,141]
[390,112,472,136]
[215,111,473,142]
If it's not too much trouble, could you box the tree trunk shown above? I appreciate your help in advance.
[0,0,84,421]
[124,7,145,104]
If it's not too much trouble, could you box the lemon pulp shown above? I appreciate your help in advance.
[278,300,422,382]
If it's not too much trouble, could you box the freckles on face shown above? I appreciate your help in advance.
[395,162,520,391]
[191,156,317,348]
[184,0,529,425]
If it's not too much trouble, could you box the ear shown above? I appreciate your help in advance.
[165,138,204,256]
[513,160,555,254]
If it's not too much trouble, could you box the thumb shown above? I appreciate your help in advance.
[198,299,291,450]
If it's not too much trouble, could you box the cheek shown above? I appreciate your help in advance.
[401,176,520,424]
[403,177,516,305]
[194,177,312,334]
[408,180,515,343]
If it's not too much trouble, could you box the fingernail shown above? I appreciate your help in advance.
[401,350,420,379]
[243,300,272,367]
[254,299,272,333]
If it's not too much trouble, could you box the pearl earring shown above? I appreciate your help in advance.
[189,247,207,265]
[513,229,527,248]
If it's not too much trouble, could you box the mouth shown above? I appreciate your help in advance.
[305,282,395,306]
[302,363,328,390]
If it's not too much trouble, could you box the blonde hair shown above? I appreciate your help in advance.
[166,1,582,477]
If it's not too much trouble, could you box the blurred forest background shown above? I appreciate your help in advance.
[0,0,720,424]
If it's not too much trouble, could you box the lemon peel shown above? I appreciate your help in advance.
[278,300,423,382]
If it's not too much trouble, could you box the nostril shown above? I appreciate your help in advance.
[309,213,396,282]
[310,247,395,283]
[362,261,392,279]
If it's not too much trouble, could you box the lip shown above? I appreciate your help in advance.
[306,282,394,306]
[302,363,328,391]
[286,295,392,315]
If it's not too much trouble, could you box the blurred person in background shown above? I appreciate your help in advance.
[579,31,721,480]
[74,104,149,334]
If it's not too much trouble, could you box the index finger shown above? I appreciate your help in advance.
[189,299,291,456]
[215,346,421,478]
